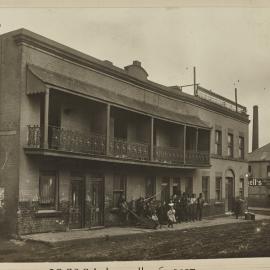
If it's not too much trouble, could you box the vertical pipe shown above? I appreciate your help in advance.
[193,66,197,96]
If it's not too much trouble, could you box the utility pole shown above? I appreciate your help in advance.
[235,88,238,112]
[193,66,197,96]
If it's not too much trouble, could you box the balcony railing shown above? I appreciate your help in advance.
[109,137,150,161]
[186,150,210,164]
[27,125,41,147]
[27,125,106,155]
[27,125,210,166]
[50,126,106,155]
[154,146,184,164]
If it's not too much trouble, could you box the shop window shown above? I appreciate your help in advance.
[39,171,57,208]
[215,130,222,156]
[113,174,127,208]
[239,136,244,159]
[202,176,209,202]
[145,176,156,199]
[215,177,222,201]
[227,133,234,158]
[239,178,244,199]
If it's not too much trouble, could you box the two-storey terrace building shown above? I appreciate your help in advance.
[0,29,249,235]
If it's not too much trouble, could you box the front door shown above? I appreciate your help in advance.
[69,179,84,229]
[225,177,234,211]
[161,178,170,203]
[85,176,104,227]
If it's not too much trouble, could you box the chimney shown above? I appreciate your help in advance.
[252,105,259,152]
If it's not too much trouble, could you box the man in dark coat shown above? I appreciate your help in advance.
[196,193,204,221]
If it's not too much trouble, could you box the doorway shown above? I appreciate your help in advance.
[161,178,170,203]
[69,178,84,229]
[225,177,234,212]
[85,175,104,228]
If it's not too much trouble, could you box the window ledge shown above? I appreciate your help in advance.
[203,202,210,207]
[35,209,62,217]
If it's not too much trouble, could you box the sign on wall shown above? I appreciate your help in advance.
[248,177,270,186]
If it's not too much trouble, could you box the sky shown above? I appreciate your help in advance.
[0,7,269,151]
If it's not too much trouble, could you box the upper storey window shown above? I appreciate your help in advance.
[239,136,245,160]
[215,130,222,156]
[227,133,234,158]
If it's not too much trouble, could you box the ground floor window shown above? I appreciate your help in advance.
[113,174,127,208]
[202,176,209,202]
[215,177,222,201]
[239,178,244,199]
[39,171,57,208]
[145,176,156,199]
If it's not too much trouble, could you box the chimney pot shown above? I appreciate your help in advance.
[133,60,141,67]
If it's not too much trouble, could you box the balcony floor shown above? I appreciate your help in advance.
[24,147,211,169]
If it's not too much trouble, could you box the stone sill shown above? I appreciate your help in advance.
[35,209,62,218]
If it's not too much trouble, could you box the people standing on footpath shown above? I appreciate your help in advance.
[167,203,176,228]
[234,196,244,219]
[190,193,197,222]
[118,194,129,225]
[196,193,204,221]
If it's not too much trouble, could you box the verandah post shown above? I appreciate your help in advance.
[106,104,111,155]
[43,87,50,149]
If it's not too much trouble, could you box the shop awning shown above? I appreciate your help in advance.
[26,64,211,129]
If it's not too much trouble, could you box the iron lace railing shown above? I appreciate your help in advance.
[154,146,184,164]
[109,137,150,161]
[27,125,106,155]
[185,150,210,164]
[27,126,210,165]
[27,125,41,148]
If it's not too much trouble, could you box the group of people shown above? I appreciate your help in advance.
[118,192,205,229]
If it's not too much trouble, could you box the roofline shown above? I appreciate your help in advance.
[3,28,249,124]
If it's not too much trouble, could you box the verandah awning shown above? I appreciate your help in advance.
[26,64,211,129]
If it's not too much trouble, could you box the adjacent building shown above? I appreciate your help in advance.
[248,106,270,208]
[248,143,270,208]
[0,29,249,235]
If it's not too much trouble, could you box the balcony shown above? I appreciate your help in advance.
[26,125,210,167]
[154,146,184,164]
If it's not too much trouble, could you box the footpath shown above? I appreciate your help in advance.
[21,213,270,244]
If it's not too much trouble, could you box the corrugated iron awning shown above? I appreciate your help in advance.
[26,64,211,129]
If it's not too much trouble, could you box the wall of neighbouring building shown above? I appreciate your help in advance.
[248,161,270,208]
[0,34,22,235]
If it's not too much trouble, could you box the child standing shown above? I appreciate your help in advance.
[167,203,176,228]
